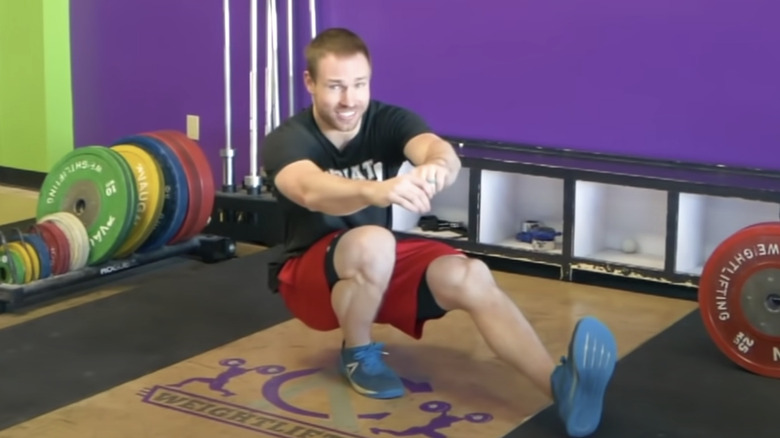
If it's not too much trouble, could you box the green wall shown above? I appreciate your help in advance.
[0,0,73,173]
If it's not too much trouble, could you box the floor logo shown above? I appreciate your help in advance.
[138,357,493,437]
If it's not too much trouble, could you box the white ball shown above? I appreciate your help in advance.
[622,238,638,254]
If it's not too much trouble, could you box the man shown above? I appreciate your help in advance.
[261,27,618,437]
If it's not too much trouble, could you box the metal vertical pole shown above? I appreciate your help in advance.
[245,0,261,194]
[220,0,235,192]
[309,0,317,39]
[271,0,280,129]
[264,0,273,136]
[287,0,294,117]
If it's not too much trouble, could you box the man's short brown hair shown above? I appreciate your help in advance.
[305,28,371,81]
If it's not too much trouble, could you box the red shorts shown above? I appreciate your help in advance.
[277,230,463,339]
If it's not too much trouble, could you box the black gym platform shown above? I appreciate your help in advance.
[512,310,779,438]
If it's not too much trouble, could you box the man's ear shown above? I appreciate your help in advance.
[303,70,315,94]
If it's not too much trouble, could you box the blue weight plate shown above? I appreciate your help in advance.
[23,233,53,280]
[112,134,189,252]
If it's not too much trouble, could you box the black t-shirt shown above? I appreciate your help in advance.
[261,99,433,289]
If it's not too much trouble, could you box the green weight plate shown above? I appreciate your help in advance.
[36,146,139,265]
[0,247,25,284]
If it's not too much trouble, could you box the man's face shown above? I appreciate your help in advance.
[305,52,371,133]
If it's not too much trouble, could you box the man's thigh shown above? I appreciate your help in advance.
[279,229,463,338]
[277,230,342,332]
[373,234,464,339]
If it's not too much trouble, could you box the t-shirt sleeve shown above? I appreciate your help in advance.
[378,104,434,165]
[261,124,321,182]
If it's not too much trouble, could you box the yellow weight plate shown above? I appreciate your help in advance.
[7,242,32,284]
[2,230,39,281]
[20,241,40,282]
[9,242,35,283]
[111,144,166,258]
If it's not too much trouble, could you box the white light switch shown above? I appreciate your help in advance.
[186,115,200,140]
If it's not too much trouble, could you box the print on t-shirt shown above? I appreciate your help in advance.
[327,159,384,182]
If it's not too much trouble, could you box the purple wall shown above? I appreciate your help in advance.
[69,0,310,186]
[321,0,780,170]
[71,0,780,187]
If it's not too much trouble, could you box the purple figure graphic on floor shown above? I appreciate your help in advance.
[369,400,493,438]
[168,358,284,397]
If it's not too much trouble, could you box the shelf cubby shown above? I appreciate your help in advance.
[477,170,564,254]
[675,193,780,276]
[573,181,667,270]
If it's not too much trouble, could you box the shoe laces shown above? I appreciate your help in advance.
[352,342,389,375]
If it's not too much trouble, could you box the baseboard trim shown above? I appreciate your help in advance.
[0,218,35,234]
[0,167,45,190]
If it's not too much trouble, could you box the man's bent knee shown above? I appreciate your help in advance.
[425,255,498,311]
[332,226,396,288]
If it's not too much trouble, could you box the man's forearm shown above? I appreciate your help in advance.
[300,172,375,216]
[422,139,461,184]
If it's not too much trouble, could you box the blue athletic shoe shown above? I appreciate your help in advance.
[551,316,618,437]
[339,342,405,399]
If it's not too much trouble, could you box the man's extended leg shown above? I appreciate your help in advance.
[424,254,617,437]
[327,225,405,399]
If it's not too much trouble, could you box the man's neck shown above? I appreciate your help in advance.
[313,109,361,150]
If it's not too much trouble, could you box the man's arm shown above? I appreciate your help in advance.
[263,128,377,216]
[403,133,462,187]
[274,160,376,216]
[275,160,433,216]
